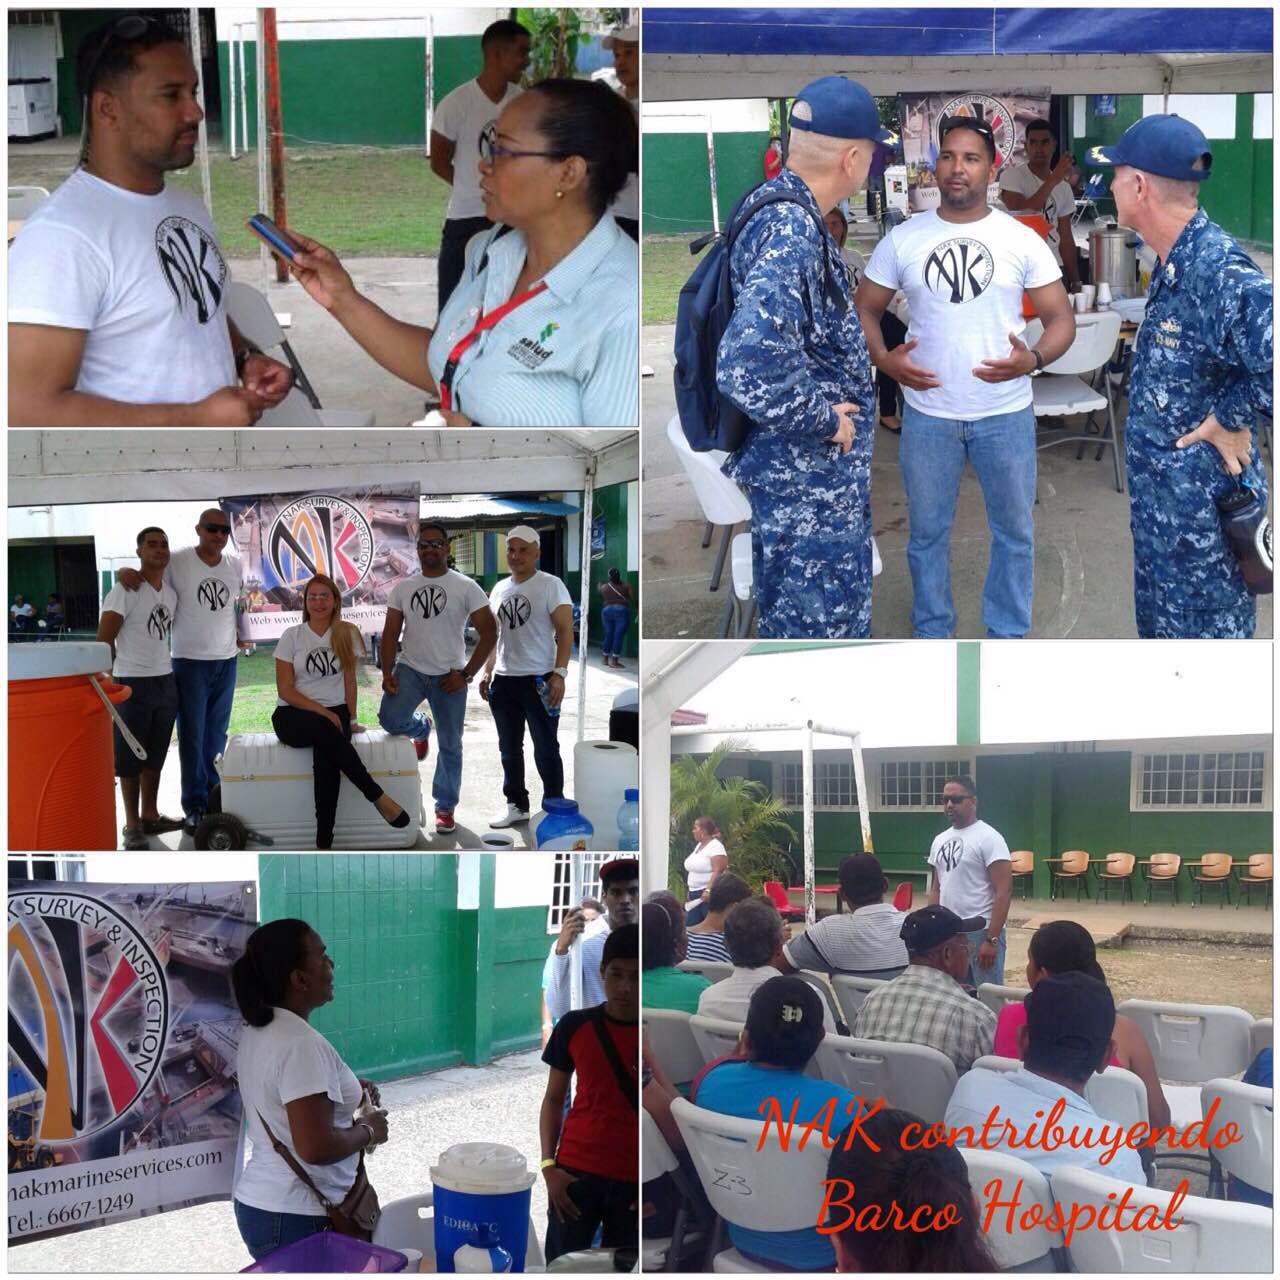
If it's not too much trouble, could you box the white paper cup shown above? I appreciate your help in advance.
[1081,284,1097,309]
[1073,292,1088,314]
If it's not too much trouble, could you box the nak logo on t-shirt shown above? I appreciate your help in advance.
[924,238,994,304]
[155,216,228,325]
[305,649,342,678]
[498,594,531,629]
[196,578,230,611]
[146,604,173,640]
[936,836,965,873]
[410,585,447,620]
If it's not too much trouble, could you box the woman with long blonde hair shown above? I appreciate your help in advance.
[272,574,411,847]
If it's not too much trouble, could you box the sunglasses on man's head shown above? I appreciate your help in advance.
[81,14,162,99]
[202,523,232,535]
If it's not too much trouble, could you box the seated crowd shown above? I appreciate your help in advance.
[642,853,1271,1272]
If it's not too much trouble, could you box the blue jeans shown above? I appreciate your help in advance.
[487,674,563,813]
[962,925,1007,990]
[233,1199,330,1261]
[377,662,464,812]
[899,403,1037,638]
[172,655,238,816]
[600,604,630,656]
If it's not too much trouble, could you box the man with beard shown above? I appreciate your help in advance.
[545,859,639,1018]
[857,116,1075,638]
[378,522,497,836]
[9,17,292,426]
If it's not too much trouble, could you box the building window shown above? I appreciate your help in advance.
[449,532,476,575]
[547,852,610,932]
[1136,751,1267,810]
[878,759,972,810]
[778,761,859,809]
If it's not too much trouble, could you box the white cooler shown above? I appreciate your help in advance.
[201,729,423,850]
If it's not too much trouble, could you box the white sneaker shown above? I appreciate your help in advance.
[490,803,530,828]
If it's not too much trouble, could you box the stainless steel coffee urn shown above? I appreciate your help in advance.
[1089,225,1139,297]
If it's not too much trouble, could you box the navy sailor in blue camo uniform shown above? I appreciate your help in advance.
[1090,115,1273,638]
[717,77,891,638]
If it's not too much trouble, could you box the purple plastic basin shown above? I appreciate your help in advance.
[243,1231,408,1273]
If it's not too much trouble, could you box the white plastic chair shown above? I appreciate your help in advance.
[642,1108,693,1271]
[797,970,845,1033]
[1116,1000,1254,1087]
[373,1189,545,1271]
[977,982,1029,1015]
[646,1008,706,1087]
[1201,1078,1272,1197]
[1027,309,1125,493]
[958,1147,1063,1272]
[671,1096,834,1273]
[1251,1016,1272,1058]
[689,1014,745,1067]
[227,281,376,427]
[679,959,733,984]
[718,531,755,638]
[665,414,752,592]
[830,974,890,1027]
[1050,1163,1273,1272]
[813,1033,957,1121]
[971,1054,1150,1129]
[8,184,49,223]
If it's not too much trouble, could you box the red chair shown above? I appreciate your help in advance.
[891,882,913,912]
[762,880,805,921]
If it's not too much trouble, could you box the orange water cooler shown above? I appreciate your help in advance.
[9,643,131,850]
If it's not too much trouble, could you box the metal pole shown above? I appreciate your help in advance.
[850,731,873,855]
[569,854,583,1013]
[238,26,248,156]
[423,14,434,158]
[255,12,268,291]
[188,10,213,215]
[704,115,720,234]
[576,460,595,744]
[262,7,287,284]
[802,723,815,925]
[228,27,238,158]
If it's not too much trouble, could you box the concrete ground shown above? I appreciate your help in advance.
[116,651,637,851]
[7,1049,551,1274]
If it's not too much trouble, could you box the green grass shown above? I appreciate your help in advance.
[226,646,387,736]
[642,234,695,325]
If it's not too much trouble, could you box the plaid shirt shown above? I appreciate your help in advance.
[852,963,996,1075]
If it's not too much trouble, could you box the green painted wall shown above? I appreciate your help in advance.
[8,545,57,613]
[586,482,638,660]
[53,8,118,136]
[642,130,771,234]
[257,854,545,1078]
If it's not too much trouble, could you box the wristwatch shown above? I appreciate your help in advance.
[1030,349,1045,373]
[552,666,569,679]
[985,934,1000,945]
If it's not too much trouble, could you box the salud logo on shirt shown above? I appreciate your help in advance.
[508,323,558,370]
[498,594,531,629]
[410,584,448,620]
[924,238,994,304]
[305,649,342,678]
[146,604,173,640]
[936,836,965,873]
[197,578,230,611]
[155,216,228,325]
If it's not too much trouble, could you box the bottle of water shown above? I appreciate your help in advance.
[616,787,639,850]
[534,676,560,719]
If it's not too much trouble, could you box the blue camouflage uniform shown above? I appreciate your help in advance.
[1126,208,1273,638]
[716,169,876,638]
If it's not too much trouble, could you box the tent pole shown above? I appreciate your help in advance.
[255,11,268,291]
[228,27,238,158]
[576,460,595,744]
[262,8,288,285]
[423,14,433,159]
[803,723,815,925]
[189,10,213,215]
[850,731,872,855]
[704,114,720,234]
[238,25,248,156]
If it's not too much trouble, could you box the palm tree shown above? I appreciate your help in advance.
[669,741,795,895]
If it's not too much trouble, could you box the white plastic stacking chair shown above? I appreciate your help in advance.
[1251,1016,1272,1058]
[830,974,890,1027]
[813,1033,957,1121]
[8,185,49,222]
[642,1108,689,1271]
[977,982,1030,1015]
[646,1007,706,1087]
[678,959,733,984]
[689,1014,745,1066]
[718,531,755,638]
[958,1147,1063,1272]
[1201,1077,1272,1198]
[971,1054,1149,1129]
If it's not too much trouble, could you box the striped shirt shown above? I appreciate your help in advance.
[684,930,731,964]
[426,213,638,427]
[782,903,909,976]
[853,963,995,1075]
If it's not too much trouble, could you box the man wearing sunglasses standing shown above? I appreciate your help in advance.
[9,17,293,427]
[378,523,498,837]
[118,509,247,835]
[858,117,1076,638]
[926,776,1012,990]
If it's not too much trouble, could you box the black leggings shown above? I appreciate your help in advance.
[272,704,384,847]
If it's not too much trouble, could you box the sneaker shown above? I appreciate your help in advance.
[181,812,204,837]
[412,737,431,761]
[122,826,149,851]
[435,809,456,835]
[490,803,530,828]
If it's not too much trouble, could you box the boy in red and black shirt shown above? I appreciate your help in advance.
[539,922,638,1262]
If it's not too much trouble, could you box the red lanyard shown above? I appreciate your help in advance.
[439,282,548,412]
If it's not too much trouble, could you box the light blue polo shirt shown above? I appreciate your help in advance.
[427,213,637,427]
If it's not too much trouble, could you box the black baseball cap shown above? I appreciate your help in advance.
[745,975,825,1069]
[939,114,996,160]
[900,904,985,954]
[1024,971,1115,1064]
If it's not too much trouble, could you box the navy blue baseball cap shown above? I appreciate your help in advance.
[790,75,894,144]
[1086,114,1212,182]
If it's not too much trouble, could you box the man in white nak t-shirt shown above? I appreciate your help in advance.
[8,17,293,427]
[429,19,529,313]
[480,526,574,829]
[857,116,1076,639]
[927,774,1013,990]
[378,522,498,837]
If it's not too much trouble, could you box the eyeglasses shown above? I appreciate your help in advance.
[943,794,975,804]
[417,538,448,549]
[202,523,232,535]
[478,121,569,164]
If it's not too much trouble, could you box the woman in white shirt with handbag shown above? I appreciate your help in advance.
[685,817,729,925]
[232,919,389,1260]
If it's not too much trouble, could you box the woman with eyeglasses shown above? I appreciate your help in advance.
[273,574,412,848]
[286,78,638,428]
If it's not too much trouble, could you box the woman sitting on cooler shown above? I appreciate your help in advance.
[273,574,411,848]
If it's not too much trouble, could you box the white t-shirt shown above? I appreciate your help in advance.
[166,547,244,661]
[388,570,490,676]
[864,208,1062,420]
[489,570,572,676]
[609,93,639,222]
[8,169,237,405]
[101,580,178,678]
[10,602,34,620]
[274,622,347,708]
[434,79,523,220]
[998,163,1076,266]
[685,839,727,896]
[927,818,1012,921]
[234,1006,363,1216]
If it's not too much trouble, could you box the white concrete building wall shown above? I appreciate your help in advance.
[214,8,506,42]
[642,98,770,133]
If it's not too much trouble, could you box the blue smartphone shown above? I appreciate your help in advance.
[246,213,299,260]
